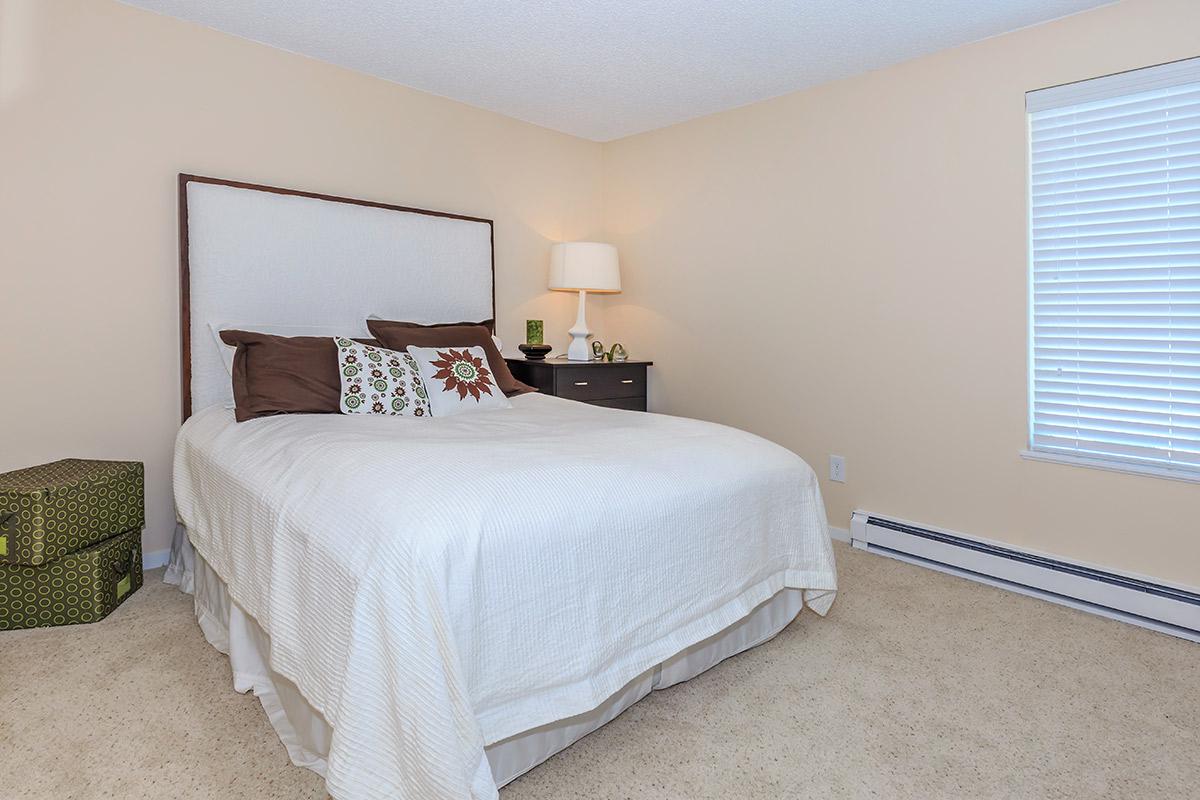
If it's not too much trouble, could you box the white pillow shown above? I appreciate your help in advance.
[209,321,372,376]
[334,338,431,418]
[405,345,513,417]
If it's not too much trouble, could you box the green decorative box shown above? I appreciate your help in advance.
[0,459,144,567]
[0,526,143,630]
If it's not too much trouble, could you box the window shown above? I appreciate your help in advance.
[1026,58,1200,481]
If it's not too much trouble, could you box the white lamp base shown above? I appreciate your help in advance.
[566,289,592,361]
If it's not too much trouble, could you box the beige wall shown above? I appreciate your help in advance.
[0,0,604,556]
[5,0,1197,586]
[603,0,1200,586]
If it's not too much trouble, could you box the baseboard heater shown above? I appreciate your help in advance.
[849,511,1200,643]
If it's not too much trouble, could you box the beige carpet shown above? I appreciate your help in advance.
[2,543,1196,800]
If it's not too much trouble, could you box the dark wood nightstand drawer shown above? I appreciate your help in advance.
[554,365,645,400]
[588,396,647,411]
[504,357,653,411]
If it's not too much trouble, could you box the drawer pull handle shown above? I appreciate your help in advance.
[621,379,634,384]
[574,381,589,386]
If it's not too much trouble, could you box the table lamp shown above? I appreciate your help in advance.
[548,242,621,361]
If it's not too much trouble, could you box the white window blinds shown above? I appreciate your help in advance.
[1027,58,1200,478]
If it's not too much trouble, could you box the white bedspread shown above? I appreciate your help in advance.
[173,393,837,800]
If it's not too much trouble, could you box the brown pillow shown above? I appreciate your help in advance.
[366,320,535,397]
[388,318,496,333]
[219,330,380,422]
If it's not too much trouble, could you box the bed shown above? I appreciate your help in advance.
[167,175,838,800]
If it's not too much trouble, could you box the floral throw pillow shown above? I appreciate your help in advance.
[335,338,430,418]
[405,345,513,417]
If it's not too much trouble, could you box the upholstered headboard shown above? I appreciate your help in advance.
[178,174,494,419]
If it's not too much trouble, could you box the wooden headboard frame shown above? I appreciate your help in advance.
[177,173,495,420]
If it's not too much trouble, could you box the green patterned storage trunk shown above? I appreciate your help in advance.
[0,459,144,566]
[0,527,143,630]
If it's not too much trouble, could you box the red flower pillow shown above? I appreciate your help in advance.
[405,345,513,417]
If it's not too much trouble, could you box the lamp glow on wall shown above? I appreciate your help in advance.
[549,242,621,361]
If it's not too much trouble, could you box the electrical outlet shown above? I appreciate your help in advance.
[829,455,846,483]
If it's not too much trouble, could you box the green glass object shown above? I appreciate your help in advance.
[526,319,544,345]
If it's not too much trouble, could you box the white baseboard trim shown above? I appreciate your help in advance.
[143,548,171,570]
[828,525,850,543]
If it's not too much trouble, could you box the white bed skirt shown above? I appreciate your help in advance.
[165,526,807,789]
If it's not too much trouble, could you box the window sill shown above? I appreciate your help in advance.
[1020,449,1200,485]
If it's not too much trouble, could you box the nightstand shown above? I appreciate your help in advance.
[505,358,653,411]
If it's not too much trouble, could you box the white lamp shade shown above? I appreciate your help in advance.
[548,242,621,293]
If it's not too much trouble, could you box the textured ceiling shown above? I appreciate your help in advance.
[121,0,1112,141]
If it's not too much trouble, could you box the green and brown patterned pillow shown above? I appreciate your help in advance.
[406,345,513,418]
[335,338,431,418]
